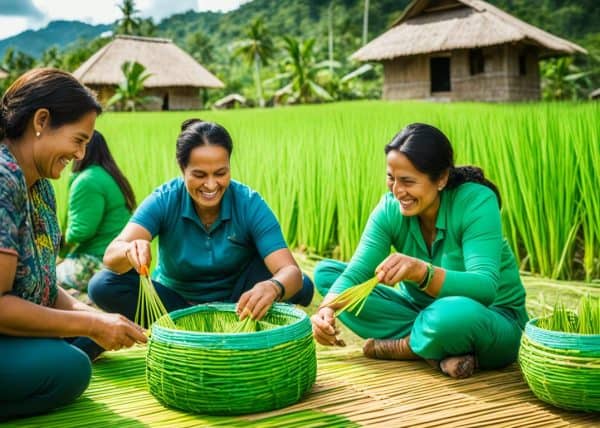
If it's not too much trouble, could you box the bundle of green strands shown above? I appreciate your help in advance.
[518,297,600,412]
[146,303,317,415]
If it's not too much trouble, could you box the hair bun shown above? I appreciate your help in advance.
[181,118,204,132]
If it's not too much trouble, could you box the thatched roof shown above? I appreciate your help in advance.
[213,93,247,108]
[352,0,586,61]
[0,67,8,79]
[74,35,224,88]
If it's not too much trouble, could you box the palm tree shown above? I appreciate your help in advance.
[271,36,335,104]
[186,30,214,65]
[231,18,274,107]
[107,61,153,111]
[116,0,141,35]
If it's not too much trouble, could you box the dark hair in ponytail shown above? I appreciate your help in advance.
[72,130,137,212]
[384,123,501,207]
[176,118,233,169]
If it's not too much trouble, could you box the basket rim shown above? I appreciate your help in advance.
[526,317,600,339]
[149,302,313,350]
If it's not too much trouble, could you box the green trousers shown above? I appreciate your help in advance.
[315,259,523,369]
[0,336,91,420]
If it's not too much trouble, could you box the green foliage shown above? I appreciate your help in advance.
[0,47,35,93]
[115,0,141,36]
[107,61,153,111]
[186,30,214,65]
[270,36,334,104]
[231,18,275,107]
[51,101,600,281]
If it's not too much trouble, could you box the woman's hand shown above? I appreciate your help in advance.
[311,306,345,347]
[236,281,279,321]
[124,239,152,273]
[88,312,147,351]
[376,253,427,286]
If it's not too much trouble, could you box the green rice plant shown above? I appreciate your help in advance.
[536,295,600,334]
[577,294,600,335]
[135,265,175,330]
[327,276,379,316]
[51,101,600,281]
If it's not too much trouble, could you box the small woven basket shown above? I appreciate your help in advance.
[146,303,317,415]
[519,318,600,412]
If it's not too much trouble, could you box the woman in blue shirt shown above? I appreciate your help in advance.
[89,119,313,326]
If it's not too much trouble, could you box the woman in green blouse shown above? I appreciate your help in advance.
[311,123,528,379]
[57,130,135,291]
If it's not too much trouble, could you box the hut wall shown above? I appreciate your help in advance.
[504,45,541,101]
[88,86,202,110]
[382,56,430,99]
[381,44,541,102]
[167,87,202,110]
[451,46,512,101]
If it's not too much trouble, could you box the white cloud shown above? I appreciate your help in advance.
[0,0,250,40]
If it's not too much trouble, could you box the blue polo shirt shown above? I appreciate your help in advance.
[130,178,287,302]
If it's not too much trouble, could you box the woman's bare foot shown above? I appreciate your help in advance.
[439,354,477,378]
[362,336,420,360]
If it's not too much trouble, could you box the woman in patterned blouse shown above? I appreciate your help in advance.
[0,68,147,420]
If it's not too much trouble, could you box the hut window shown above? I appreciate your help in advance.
[519,54,527,76]
[469,49,485,75]
[430,57,451,92]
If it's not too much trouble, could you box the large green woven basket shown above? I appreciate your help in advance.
[146,303,317,415]
[519,318,600,412]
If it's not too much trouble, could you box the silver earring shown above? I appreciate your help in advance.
[36,131,41,137]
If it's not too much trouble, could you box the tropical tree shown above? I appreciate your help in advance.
[0,48,36,92]
[107,61,153,111]
[231,18,274,107]
[269,36,335,104]
[186,30,214,65]
[39,46,62,68]
[541,56,593,100]
[115,0,141,35]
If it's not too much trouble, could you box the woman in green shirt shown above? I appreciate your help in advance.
[57,130,136,291]
[311,123,528,379]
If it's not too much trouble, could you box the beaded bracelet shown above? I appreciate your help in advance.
[269,278,286,301]
[418,262,435,291]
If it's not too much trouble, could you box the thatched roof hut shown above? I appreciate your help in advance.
[74,35,224,110]
[352,0,586,102]
[0,67,8,80]
[213,93,247,109]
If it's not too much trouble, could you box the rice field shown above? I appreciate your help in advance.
[53,100,600,281]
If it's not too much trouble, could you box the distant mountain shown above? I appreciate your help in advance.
[0,20,112,58]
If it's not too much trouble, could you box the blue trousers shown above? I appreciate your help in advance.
[315,259,523,369]
[88,255,314,323]
[0,336,91,420]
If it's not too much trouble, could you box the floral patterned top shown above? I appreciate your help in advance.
[0,143,59,306]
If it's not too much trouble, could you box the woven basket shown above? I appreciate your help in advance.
[519,318,600,412]
[146,303,317,415]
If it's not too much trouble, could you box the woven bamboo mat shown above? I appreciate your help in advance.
[3,346,597,428]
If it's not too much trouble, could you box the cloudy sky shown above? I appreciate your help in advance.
[0,0,249,40]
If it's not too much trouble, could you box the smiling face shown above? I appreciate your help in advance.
[386,150,447,221]
[182,144,231,213]
[33,110,97,179]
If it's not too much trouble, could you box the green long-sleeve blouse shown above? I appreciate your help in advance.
[329,182,528,327]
